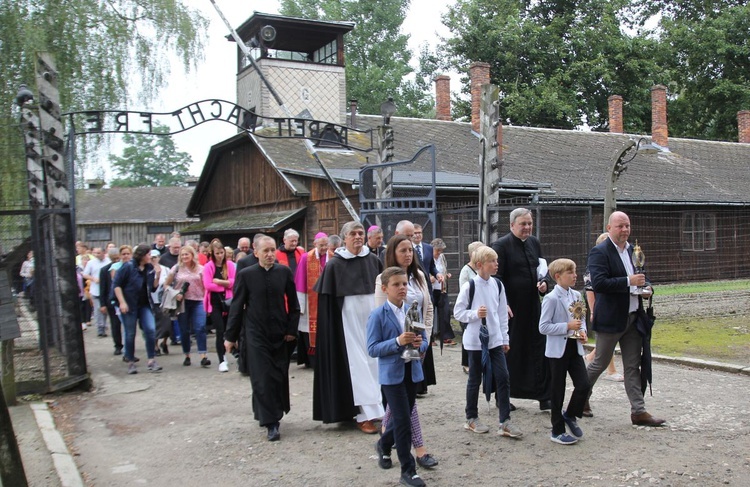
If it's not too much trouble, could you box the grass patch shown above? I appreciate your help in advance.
[656,279,750,296]
[650,316,750,364]
[589,316,750,365]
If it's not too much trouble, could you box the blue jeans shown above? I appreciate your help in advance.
[178,299,207,355]
[466,346,511,423]
[120,306,156,362]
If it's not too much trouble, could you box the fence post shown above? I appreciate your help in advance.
[0,341,16,406]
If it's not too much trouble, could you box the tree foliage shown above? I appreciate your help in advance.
[637,1,750,140]
[442,0,664,132]
[0,1,208,207]
[109,123,192,187]
[279,0,435,117]
[441,0,749,140]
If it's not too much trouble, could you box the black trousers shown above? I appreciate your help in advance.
[380,362,417,475]
[106,305,122,349]
[549,339,591,435]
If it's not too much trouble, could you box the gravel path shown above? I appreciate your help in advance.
[49,331,750,486]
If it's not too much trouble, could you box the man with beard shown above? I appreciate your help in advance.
[313,221,384,434]
[491,208,552,411]
[225,236,300,441]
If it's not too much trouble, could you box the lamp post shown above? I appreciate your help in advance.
[603,137,659,230]
[375,98,397,227]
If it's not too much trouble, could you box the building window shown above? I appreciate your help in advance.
[85,227,111,242]
[681,213,717,251]
[147,225,174,235]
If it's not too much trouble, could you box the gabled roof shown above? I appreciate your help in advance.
[76,186,198,224]
[190,113,750,213]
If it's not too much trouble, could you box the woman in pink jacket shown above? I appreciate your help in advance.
[203,239,237,372]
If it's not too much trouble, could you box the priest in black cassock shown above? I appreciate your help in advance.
[312,221,384,434]
[491,208,552,410]
[225,236,300,441]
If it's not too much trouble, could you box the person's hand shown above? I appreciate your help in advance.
[567,319,582,331]
[629,274,647,286]
[119,303,129,314]
[477,305,487,319]
[175,293,183,302]
[284,335,296,342]
[501,344,510,353]
[436,273,444,283]
[641,286,653,297]
[537,281,548,293]
[507,305,514,318]
[577,331,588,344]
[99,306,107,314]
[224,340,236,352]
[398,331,418,345]
[93,277,99,284]
[412,334,423,347]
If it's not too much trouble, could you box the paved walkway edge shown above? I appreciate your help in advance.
[30,402,84,487]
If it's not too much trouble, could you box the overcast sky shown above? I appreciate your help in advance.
[133,0,456,178]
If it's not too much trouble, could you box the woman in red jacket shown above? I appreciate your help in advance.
[203,239,237,372]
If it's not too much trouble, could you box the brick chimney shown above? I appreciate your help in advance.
[469,62,491,133]
[738,110,750,143]
[434,75,451,121]
[651,85,668,147]
[608,95,623,134]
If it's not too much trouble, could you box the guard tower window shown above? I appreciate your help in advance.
[313,39,338,65]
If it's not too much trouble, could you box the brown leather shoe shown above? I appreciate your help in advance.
[631,412,666,426]
[357,420,378,434]
[582,400,593,418]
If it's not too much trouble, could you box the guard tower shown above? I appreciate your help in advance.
[234,13,354,125]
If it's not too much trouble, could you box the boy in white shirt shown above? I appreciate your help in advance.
[453,246,522,438]
[539,258,590,445]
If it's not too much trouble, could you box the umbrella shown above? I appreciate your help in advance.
[634,295,656,396]
[479,317,494,406]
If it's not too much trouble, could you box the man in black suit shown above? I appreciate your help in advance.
[412,224,439,282]
[586,211,664,426]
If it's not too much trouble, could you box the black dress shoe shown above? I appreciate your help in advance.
[266,423,280,441]
[400,471,426,487]
[122,356,140,363]
[416,453,438,468]
[509,402,517,411]
[539,400,552,411]
[582,399,593,418]
[114,347,123,356]
[375,440,392,469]
[160,343,169,355]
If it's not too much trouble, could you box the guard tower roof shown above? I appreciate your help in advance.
[232,12,354,52]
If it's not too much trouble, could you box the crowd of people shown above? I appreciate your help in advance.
[70,209,663,487]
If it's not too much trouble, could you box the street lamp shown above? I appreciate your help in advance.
[603,137,659,230]
[375,98,397,227]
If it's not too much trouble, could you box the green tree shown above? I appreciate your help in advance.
[441,0,664,131]
[279,0,435,117]
[109,123,192,187]
[0,1,208,207]
[632,0,750,141]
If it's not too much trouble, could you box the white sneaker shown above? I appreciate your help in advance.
[218,361,229,372]
[81,323,88,331]
[603,372,624,382]
[464,418,489,434]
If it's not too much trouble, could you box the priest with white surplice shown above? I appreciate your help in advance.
[312,221,384,434]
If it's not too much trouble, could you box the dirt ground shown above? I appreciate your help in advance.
[45,329,750,487]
